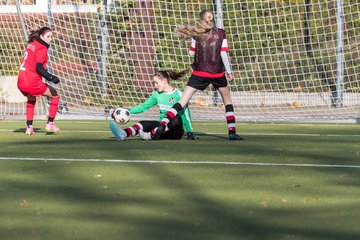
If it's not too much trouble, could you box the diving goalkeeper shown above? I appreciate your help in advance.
[109,70,197,141]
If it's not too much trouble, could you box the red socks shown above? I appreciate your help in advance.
[49,96,60,119]
[26,100,36,123]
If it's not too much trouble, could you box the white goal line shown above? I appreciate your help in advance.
[0,128,360,137]
[0,157,359,169]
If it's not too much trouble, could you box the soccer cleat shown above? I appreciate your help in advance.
[45,122,60,133]
[109,121,127,141]
[229,133,244,141]
[25,126,35,135]
[152,124,166,140]
[139,130,152,141]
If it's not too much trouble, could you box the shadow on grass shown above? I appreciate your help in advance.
[14,128,43,133]
[0,159,359,240]
[195,132,229,140]
[13,128,58,135]
[1,123,360,239]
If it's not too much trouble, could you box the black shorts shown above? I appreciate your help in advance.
[139,115,184,140]
[187,74,228,91]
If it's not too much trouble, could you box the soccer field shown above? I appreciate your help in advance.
[1,120,360,240]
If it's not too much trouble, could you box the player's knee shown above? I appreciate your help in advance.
[173,102,183,112]
[169,115,182,128]
[27,95,36,101]
[48,85,59,97]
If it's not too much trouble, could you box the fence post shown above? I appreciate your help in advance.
[15,0,28,40]
[335,0,344,107]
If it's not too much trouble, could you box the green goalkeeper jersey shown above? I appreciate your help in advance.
[128,88,193,133]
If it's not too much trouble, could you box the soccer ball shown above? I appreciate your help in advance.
[112,107,131,125]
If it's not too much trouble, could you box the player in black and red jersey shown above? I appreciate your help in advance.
[17,27,61,135]
[152,9,243,140]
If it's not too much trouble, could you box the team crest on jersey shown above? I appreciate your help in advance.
[169,98,175,104]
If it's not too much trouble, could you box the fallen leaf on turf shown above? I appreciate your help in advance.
[20,199,32,208]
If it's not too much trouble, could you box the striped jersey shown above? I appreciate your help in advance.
[189,27,230,78]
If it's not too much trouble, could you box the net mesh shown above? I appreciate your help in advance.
[0,0,359,121]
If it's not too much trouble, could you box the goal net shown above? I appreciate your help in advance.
[0,0,359,121]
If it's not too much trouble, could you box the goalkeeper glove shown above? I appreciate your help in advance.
[187,132,198,140]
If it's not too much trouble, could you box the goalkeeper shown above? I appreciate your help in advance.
[109,70,197,141]
[17,27,61,135]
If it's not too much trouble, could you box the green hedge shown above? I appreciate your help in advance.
[0,0,359,96]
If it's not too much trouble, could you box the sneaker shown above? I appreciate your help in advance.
[25,126,35,135]
[109,121,127,141]
[139,130,152,141]
[229,133,244,141]
[45,122,60,133]
[152,124,166,140]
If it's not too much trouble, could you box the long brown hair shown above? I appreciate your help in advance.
[154,69,188,82]
[27,27,52,43]
[175,9,215,42]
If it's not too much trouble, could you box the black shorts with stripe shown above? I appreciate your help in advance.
[187,74,228,91]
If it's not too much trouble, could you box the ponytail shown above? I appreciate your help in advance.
[27,29,39,44]
[155,69,188,81]
[175,9,215,42]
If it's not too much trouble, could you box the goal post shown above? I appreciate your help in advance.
[0,0,359,121]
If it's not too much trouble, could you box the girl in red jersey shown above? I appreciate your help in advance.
[152,9,243,140]
[17,27,61,135]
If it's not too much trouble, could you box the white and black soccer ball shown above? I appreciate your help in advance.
[112,107,131,125]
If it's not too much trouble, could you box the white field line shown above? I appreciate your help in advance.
[0,157,359,169]
[0,128,359,137]
[1,120,358,127]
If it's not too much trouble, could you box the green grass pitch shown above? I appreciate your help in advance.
[0,120,360,240]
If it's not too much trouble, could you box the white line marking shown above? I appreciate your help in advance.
[0,157,359,169]
[1,120,357,127]
[0,129,359,137]
[0,129,106,133]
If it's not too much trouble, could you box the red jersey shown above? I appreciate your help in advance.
[17,38,49,96]
[189,27,229,78]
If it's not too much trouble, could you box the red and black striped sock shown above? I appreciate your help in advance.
[159,103,183,126]
[124,123,142,137]
[225,104,236,134]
